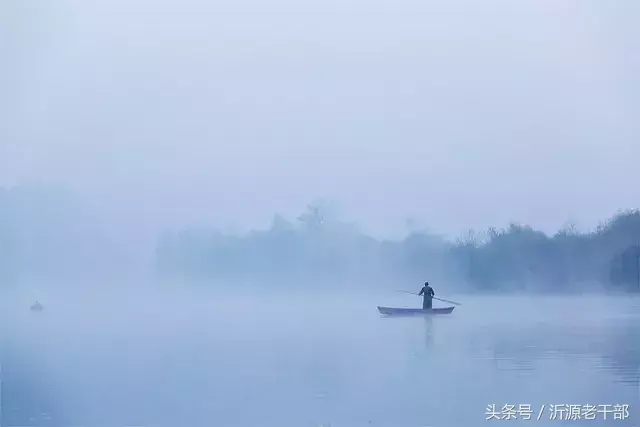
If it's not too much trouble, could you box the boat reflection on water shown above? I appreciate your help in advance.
[423,316,434,349]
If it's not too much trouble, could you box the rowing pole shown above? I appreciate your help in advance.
[395,290,462,306]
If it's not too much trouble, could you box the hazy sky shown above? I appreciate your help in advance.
[2,0,639,240]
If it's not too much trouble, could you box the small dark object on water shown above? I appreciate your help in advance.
[30,301,43,312]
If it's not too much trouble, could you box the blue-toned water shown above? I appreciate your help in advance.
[3,292,640,426]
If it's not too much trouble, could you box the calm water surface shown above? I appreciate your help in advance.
[3,293,640,427]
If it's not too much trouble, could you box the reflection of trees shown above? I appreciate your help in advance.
[482,320,640,386]
[600,320,640,386]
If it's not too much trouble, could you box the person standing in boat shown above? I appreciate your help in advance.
[418,282,435,309]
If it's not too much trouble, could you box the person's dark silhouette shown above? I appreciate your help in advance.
[418,282,435,309]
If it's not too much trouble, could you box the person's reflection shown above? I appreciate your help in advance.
[423,316,434,349]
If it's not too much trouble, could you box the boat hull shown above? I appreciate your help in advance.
[377,306,454,316]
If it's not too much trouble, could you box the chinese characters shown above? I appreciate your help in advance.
[485,404,630,421]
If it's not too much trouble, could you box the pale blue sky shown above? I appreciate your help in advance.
[2,0,639,242]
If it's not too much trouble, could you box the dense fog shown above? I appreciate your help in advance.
[1,186,639,295]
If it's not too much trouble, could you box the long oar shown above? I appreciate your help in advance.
[396,290,419,296]
[395,290,462,306]
[433,296,462,306]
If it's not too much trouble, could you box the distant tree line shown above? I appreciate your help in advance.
[155,203,640,292]
[1,185,638,292]
[452,212,640,292]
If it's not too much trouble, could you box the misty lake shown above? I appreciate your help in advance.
[3,292,640,427]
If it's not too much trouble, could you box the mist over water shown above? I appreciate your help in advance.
[3,0,640,425]
[1,189,639,427]
[4,289,640,427]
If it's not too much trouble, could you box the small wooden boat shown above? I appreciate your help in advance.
[30,301,44,312]
[377,306,454,316]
